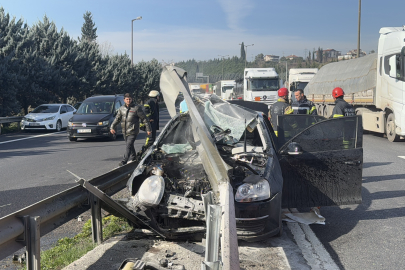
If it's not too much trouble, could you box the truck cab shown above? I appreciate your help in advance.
[215,80,237,100]
[243,68,280,106]
[288,68,318,103]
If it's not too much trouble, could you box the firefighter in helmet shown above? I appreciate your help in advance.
[330,87,356,118]
[269,87,293,136]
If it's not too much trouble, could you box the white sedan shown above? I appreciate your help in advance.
[21,104,76,131]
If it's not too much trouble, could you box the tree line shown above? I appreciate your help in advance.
[175,43,326,84]
[0,9,161,117]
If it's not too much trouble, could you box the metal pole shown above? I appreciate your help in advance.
[131,16,142,65]
[90,194,103,245]
[25,216,40,270]
[357,0,361,58]
[218,55,229,80]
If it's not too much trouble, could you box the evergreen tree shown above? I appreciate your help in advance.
[240,42,246,61]
[80,11,97,42]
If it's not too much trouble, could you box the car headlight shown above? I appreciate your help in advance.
[68,121,73,127]
[235,179,270,202]
[38,116,55,122]
[98,120,109,126]
[137,175,165,207]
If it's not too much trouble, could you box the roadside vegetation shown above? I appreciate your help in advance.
[19,215,132,270]
[0,122,20,134]
[0,9,161,118]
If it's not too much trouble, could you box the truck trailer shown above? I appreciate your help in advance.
[304,26,405,142]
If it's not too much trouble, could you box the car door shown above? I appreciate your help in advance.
[276,115,363,208]
[59,106,68,127]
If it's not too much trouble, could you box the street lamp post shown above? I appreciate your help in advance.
[357,0,361,58]
[218,55,229,80]
[131,16,142,65]
[239,43,254,68]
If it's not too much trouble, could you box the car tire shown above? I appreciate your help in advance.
[56,120,62,132]
[69,137,77,142]
[386,113,399,142]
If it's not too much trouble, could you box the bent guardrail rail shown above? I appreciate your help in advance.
[0,116,23,134]
[0,161,138,264]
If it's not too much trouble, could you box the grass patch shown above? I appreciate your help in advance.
[0,122,21,134]
[21,215,133,270]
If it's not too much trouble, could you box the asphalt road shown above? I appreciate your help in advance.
[0,110,172,218]
[311,133,405,270]
[1,111,404,269]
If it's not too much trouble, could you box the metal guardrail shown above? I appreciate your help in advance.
[0,116,23,134]
[0,161,138,263]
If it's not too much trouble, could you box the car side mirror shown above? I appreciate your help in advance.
[287,142,303,155]
[281,142,303,155]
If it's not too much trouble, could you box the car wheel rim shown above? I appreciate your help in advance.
[57,122,61,131]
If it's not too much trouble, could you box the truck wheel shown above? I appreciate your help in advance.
[386,113,400,142]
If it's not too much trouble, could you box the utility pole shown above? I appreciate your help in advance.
[357,0,361,58]
[239,43,254,68]
[131,16,142,65]
[218,55,229,80]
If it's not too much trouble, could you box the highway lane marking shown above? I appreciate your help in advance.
[0,204,11,208]
[399,156,405,159]
[287,208,339,270]
[0,131,65,145]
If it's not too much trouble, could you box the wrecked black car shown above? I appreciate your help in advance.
[120,66,363,241]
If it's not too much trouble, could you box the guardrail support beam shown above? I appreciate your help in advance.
[24,215,41,270]
[201,204,222,270]
[90,194,103,245]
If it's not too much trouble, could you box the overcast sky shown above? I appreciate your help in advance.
[1,0,405,63]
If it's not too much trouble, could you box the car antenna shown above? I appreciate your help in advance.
[244,118,247,153]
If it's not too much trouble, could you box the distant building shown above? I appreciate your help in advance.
[323,49,341,59]
[338,49,366,60]
[347,49,367,57]
[264,55,279,62]
[286,55,300,60]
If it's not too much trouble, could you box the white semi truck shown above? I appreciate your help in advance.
[304,26,405,142]
[288,68,318,103]
[243,68,280,106]
[214,80,237,100]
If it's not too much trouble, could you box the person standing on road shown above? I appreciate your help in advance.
[330,87,356,149]
[269,87,293,136]
[292,89,317,115]
[110,93,151,167]
[143,90,160,147]
[330,87,356,118]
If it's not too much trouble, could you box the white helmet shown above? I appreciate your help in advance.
[149,90,160,97]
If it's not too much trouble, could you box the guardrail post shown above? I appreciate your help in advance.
[201,192,222,270]
[24,215,41,270]
[90,194,103,244]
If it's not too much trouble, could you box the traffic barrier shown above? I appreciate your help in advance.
[0,161,138,268]
[0,116,23,134]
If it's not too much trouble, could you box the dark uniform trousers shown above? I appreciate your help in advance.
[124,134,137,162]
[146,121,157,146]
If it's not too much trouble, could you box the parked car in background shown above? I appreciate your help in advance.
[67,95,124,141]
[21,104,76,132]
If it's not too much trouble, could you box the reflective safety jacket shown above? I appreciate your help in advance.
[331,98,355,118]
[143,97,159,130]
[269,98,293,135]
[292,98,317,115]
